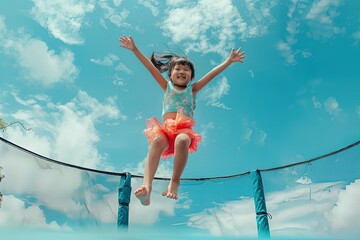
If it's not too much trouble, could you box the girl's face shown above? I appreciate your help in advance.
[169,64,193,86]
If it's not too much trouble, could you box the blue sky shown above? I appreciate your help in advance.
[1,0,360,238]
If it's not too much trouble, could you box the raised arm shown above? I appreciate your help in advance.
[192,48,245,94]
[119,35,168,91]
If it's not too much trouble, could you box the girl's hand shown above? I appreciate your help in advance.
[227,48,245,63]
[119,35,136,51]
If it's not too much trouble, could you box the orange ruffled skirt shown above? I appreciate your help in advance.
[144,111,202,160]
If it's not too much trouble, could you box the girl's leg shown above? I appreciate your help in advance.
[135,133,169,206]
[162,133,191,200]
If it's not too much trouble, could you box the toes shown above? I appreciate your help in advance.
[134,186,146,195]
[166,193,178,200]
[162,188,178,200]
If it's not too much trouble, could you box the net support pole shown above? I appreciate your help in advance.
[251,170,271,239]
[117,172,132,229]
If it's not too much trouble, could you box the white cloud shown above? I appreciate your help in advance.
[162,0,276,57]
[90,53,120,66]
[113,0,123,6]
[277,41,296,65]
[258,130,267,146]
[296,175,312,185]
[0,87,128,227]
[199,122,215,146]
[139,0,160,16]
[277,1,309,65]
[287,19,300,37]
[0,18,78,86]
[15,38,78,85]
[7,90,124,168]
[306,0,343,39]
[248,69,255,79]
[278,0,343,65]
[312,96,322,108]
[187,197,257,237]
[244,0,277,38]
[244,128,253,142]
[306,0,341,24]
[99,0,130,28]
[301,49,312,58]
[0,195,70,230]
[324,97,341,116]
[188,180,359,238]
[115,62,133,74]
[1,147,84,216]
[135,112,143,120]
[326,180,360,236]
[90,54,132,86]
[31,0,95,45]
[166,0,188,6]
[200,77,231,110]
[277,41,291,51]
[113,74,125,87]
[0,139,121,227]
[241,119,267,146]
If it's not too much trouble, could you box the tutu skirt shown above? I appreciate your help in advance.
[144,111,202,160]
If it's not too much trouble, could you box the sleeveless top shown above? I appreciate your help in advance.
[162,81,196,118]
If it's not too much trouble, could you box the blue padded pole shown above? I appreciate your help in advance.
[251,170,271,239]
[117,172,132,229]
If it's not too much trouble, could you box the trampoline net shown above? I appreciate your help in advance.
[0,137,359,239]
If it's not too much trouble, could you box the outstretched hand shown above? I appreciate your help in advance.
[119,35,136,50]
[227,48,246,63]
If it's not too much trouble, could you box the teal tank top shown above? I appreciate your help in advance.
[162,81,196,118]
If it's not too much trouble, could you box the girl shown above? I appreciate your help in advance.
[119,35,245,206]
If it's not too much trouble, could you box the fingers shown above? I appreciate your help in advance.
[119,35,134,48]
[228,47,245,63]
[119,35,129,42]
[230,47,244,56]
[232,47,244,55]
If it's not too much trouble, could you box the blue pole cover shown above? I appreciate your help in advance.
[251,170,271,239]
[117,172,132,229]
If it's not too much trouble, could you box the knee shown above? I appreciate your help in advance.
[150,134,169,151]
[175,133,191,148]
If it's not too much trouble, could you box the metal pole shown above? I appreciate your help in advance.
[117,172,132,229]
[251,170,271,239]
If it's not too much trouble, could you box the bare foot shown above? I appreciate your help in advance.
[134,185,151,206]
[162,181,179,200]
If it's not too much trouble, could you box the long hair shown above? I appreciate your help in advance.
[150,53,195,80]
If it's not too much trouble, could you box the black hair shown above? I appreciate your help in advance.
[150,53,195,80]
